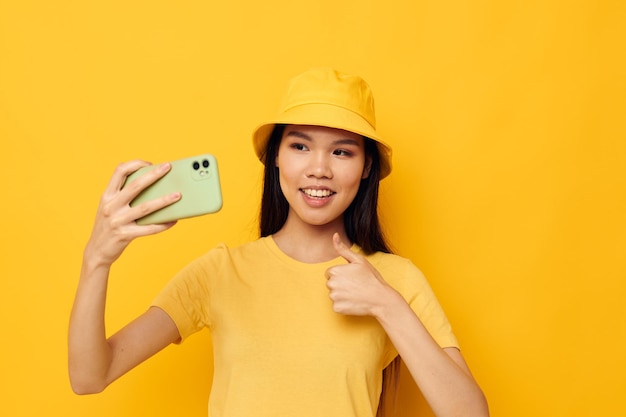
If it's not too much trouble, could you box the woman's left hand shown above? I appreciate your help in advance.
[326,236,490,417]
[325,233,403,317]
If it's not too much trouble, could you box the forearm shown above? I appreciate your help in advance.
[67,160,180,394]
[375,291,489,417]
[68,255,114,394]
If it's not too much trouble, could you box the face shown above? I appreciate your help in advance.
[275,125,371,229]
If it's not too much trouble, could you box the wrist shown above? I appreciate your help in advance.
[372,286,407,324]
[82,245,113,278]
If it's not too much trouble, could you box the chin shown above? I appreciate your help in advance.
[304,214,345,228]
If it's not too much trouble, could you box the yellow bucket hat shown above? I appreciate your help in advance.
[252,67,392,179]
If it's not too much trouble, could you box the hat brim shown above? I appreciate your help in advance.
[252,103,392,179]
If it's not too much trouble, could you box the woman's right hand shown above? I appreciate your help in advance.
[69,160,182,394]
[84,160,181,268]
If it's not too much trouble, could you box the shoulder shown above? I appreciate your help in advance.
[191,237,272,268]
[365,251,424,277]
[214,237,272,258]
[364,251,432,293]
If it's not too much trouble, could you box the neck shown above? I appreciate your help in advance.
[272,218,350,263]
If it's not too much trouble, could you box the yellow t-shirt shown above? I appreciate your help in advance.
[152,236,458,417]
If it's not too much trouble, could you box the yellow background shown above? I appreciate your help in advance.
[1,1,624,416]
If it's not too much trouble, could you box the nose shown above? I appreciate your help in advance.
[306,152,333,179]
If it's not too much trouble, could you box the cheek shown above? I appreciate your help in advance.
[275,152,296,175]
[277,165,297,199]
[338,168,365,201]
[341,161,367,186]
[277,159,295,185]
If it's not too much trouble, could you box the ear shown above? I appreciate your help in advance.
[361,156,372,179]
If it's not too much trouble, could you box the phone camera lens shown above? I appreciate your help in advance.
[193,161,200,170]
[202,159,210,168]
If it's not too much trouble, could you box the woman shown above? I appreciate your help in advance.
[69,68,488,417]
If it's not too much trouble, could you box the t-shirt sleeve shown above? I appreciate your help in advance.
[401,260,459,349]
[380,256,459,365]
[151,246,223,343]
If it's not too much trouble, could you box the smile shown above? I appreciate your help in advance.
[301,188,335,198]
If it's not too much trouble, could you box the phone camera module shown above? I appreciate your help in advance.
[191,157,212,179]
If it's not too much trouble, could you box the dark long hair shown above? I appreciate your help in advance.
[259,124,391,255]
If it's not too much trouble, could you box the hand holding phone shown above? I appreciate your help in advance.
[123,154,223,225]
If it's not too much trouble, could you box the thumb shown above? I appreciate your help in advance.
[332,233,361,264]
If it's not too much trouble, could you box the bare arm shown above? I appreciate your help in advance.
[375,295,489,417]
[68,160,181,394]
[326,233,489,417]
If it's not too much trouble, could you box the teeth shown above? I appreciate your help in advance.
[302,189,334,198]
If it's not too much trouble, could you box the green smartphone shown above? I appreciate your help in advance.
[123,154,223,225]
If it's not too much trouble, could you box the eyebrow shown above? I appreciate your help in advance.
[285,130,362,146]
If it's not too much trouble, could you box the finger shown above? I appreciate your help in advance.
[332,232,362,264]
[119,162,172,202]
[105,160,152,197]
[132,220,178,237]
[127,191,181,223]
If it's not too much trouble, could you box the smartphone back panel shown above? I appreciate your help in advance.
[124,154,223,225]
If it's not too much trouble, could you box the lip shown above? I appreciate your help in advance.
[299,187,336,207]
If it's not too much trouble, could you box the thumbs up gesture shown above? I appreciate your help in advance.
[325,233,399,317]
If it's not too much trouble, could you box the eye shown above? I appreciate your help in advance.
[290,143,308,151]
[333,149,353,157]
